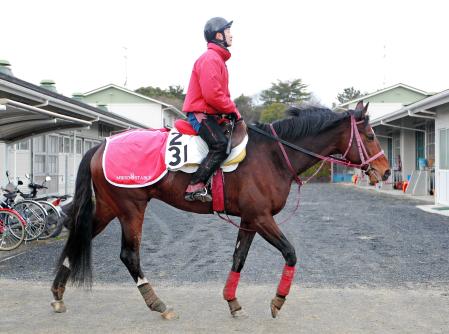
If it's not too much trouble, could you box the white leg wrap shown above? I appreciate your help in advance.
[137,277,149,287]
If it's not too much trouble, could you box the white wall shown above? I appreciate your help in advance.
[435,105,449,205]
[6,146,31,181]
[106,103,162,129]
[0,142,7,187]
[349,102,404,122]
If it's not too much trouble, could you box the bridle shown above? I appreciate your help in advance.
[248,113,386,182]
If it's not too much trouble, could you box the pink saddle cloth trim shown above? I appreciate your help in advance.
[103,129,169,187]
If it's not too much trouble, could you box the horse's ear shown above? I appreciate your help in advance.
[363,102,370,116]
[355,100,364,111]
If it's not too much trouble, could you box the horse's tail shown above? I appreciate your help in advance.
[56,144,100,287]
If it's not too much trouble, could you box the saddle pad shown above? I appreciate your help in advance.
[103,129,169,188]
[165,130,248,173]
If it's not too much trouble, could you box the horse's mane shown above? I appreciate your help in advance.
[253,106,361,141]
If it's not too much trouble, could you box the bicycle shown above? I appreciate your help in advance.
[0,199,26,251]
[2,172,47,241]
[19,174,69,239]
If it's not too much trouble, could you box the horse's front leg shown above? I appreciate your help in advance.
[118,209,178,320]
[223,221,255,318]
[255,215,297,318]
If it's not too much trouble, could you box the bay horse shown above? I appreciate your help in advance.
[51,101,390,319]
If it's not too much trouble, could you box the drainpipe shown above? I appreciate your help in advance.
[406,110,436,160]
[34,100,49,108]
[407,110,436,120]
[380,120,428,163]
[73,131,77,186]
[379,121,426,133]
[13,144,17,180]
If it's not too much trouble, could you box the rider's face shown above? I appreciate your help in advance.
[216,28,233,47]
[224,28,233,47]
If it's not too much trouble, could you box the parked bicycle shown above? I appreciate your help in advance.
[2,172,47,241]
[0,198,26,251]
[19,174,70,239]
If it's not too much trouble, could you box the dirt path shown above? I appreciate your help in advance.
[1,280,448,333]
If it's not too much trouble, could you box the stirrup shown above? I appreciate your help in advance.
[184,187,212,202]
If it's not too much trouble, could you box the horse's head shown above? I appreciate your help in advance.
[341,101,391,184]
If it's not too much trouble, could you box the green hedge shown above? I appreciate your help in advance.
[299,161,332,182]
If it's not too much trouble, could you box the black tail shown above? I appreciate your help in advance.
[57,144,101,287]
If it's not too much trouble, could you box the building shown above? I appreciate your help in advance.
[371,90,449,206]
[0,62,147,195]
[81,84,185,129]
[334,84,431,182]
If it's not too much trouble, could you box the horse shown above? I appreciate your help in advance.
[51,101,390,319]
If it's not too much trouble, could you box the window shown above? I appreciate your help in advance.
[48,135,59,154]
[33,136,46,153]
[16,139,30,150]
[415,130,425,170]
[392,131,401,170]
[440,128,448,170]
[34,155,46,174]
[63,137,71,153]
[76,138,82,154]
[48,156,58,174]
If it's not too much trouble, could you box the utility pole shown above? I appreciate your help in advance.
[123,46,128,88]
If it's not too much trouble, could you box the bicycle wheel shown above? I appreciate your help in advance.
[12,200,47,241]
[37,201,63,240]
[0,209,25,251]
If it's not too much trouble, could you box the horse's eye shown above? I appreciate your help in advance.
[367,134,375,141]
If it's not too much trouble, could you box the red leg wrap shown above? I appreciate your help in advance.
[223,271,240,301]
[277,265,295,296]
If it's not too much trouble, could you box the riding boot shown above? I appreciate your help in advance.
[185,115,229,202]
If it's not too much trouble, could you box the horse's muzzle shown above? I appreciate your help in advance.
[382,169,391,181]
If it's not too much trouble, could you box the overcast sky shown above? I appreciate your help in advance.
[3,0,449,107]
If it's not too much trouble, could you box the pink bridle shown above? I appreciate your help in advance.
[339,115,385,168]
[269,114,386,179]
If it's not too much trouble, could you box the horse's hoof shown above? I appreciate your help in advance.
[51,300,67,313]
[231,309,248,319]
[270,302,280,318]
[270,296,285,318]
[161,307,178,320]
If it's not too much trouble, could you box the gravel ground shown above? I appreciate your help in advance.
[1,183,448,288]
[2,183,449,333]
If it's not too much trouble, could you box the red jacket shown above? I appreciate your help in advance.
[183,43,240,117]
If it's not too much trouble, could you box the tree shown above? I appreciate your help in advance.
[260,79,310,105]
[135,85,185,111]
[337,87,362,104]
[234,94,260,123]
[260,103,287,123]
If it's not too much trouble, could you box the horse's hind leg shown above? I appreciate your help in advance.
[255,215,297,318]
[223,221,255,318]
[118,208,177,320]
[51,198,115,313]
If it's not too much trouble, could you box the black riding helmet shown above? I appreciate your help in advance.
[204,17,233,47]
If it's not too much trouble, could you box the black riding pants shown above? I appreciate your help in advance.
[189,115,229,185]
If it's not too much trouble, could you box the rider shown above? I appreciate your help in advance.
[183,17,241,202]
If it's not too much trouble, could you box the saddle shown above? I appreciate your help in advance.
[169,118,248,172]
